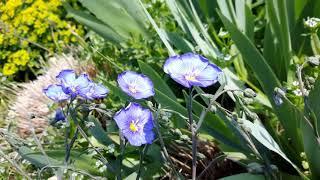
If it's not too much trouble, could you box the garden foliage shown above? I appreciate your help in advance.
[2,0,320,179]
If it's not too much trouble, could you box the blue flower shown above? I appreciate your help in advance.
[163,53,222,88]
[43,84,70,102]
[54,108,66,122]
[56,69,91,96]
[114,102,155,146]
[117,71,155,99]
[78,82,109,100]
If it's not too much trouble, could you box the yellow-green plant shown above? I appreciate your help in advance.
[0,0,84,77]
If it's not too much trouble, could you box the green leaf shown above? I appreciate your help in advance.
[18,146,60,168]
[88,115,114,146]
[221,173,265,180]
[301,117,320,179]
[138,60,176,100]
[241,119,304,177]
[219,12,303,155]
[306,76,320,135]
[64,3,124,43]
[79,0,149,39]
[264,0,292,81]
[163,31,194,52]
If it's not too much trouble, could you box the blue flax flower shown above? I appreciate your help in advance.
[43,84,70,102]
[163,53,222,88]
[56,69,91,96]
[117,71,155,99]
[78,82,109,100]
[114,102,155,146]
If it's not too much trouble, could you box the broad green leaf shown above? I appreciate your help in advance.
[64,3,124,43]
[88,115,113,146]
[18,146,60,168]
[220,173,265,180]
[138,60,177,100]
[79,0,149,39]
[241,119,303,176]
[301,117,320,179]
[163,31,194,52]
[306,76,320,135]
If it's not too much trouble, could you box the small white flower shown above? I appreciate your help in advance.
[292,81,299,86]
[304,17,320,29]
[95,160,103,167]
[99,165,107,172]
[293,89,302,96]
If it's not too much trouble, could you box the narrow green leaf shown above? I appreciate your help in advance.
[138,60,176,100]
[219,12,303,155]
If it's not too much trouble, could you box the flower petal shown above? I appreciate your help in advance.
[56,69,76,88]
[43,84,70,102]
[113,102,154,146]
[117,71,154,99]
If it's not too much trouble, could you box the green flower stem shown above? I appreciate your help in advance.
[136,144,149,180]
[187,88,197,180]
[65,128,79,163]
[117,133,126,180]
[69,109,115,173]
[153,105,181,178]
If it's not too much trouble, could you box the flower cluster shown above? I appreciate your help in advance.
[304,17,320,30]
[0,0,84,76]
[44,69,109,102]
[114,71,155,146]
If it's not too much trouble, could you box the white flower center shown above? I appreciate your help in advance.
[128,85,138,94]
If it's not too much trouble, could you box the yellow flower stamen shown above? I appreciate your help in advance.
[185,74,196,81]
[129,122,138,132]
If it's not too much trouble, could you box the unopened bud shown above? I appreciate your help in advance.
[244,88,257,98]
[307,56,320,66]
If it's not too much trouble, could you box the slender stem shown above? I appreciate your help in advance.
[136,144,149,180]
[69,109,115,173]
[195,85,226,132]
[153,105,180,178]
[117,133,126,180]
[197,154,226,179]
[65,128,79,163]
[188,88,197,180]
[64,119,70,165]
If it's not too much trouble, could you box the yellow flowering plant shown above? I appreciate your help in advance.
[0,0,84,77]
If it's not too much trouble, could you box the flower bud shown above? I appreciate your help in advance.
[244,88,257,98]
[307,56,320,66]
